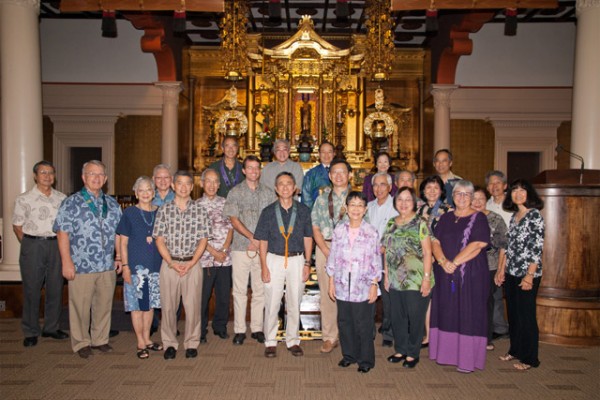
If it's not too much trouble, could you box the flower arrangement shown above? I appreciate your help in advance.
[257,129,274,145]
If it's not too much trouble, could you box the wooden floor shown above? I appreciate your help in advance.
[0,319,598,400]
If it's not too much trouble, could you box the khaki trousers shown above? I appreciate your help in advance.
[68,270,116,352]
[231,251,265,334]
[316,243,338,342]
[263,253,305,347]
[160,260,203,350]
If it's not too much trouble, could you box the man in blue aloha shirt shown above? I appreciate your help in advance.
[54,160,122,359]
[301,142,334,209]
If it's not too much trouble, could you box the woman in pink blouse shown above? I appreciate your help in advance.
[326,191,382,373]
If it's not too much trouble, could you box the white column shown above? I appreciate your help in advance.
[0,0,42,279]
[155,82,182,170]
[571,0,600,169]
[431,84,458,153]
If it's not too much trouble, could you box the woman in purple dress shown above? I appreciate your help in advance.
[430,180,490,373]
[362,152,398,202]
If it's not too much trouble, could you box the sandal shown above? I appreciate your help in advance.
[513,362,532,371]
[499,353,516,361]
[137,348,150,359]
[146,342,163,351]
[486,343,495,351]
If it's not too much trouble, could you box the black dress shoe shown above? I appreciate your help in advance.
[200,336,207,344]
[357,366,371,373]
[214,331,229,339]
[421,342,429,348]
[387,354,407,363]
[338,359,353,368]
[109,330,119,338]
[23,336,38,347]
[251,331,265,343]
[164,346,177,360]
[232,333,246,345]
[403,358,419,368]
[42,330,69,340]
[185,348,198,358]
[382,339,393,347]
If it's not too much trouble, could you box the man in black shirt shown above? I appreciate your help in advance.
[254,172,313,358]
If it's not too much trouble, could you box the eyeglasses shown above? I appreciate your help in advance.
[453,191,472,198]
[85,172,106,178]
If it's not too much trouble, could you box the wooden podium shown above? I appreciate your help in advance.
[531,169,600,346]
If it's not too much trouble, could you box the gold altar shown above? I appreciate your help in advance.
[182,16,430,185]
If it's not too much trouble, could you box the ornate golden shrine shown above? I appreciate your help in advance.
[183,15,430,180]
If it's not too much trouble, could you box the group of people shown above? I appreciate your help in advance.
[12,140,545,374]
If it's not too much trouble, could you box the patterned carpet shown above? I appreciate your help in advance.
[0,318,598,400]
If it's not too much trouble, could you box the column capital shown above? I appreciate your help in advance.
[431,84,459,109]
[577,0,600,17]
[1,0,40,13]
[154,81,182,106]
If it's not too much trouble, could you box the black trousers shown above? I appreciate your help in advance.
[337,299,376,369]
[389,289,430,359]
[19,237,64,337]
[201,266,232,335]
[378,279,394,342]
[504,274,541,367]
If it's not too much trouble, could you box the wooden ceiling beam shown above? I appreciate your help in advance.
[60,0,224,13]
[391,0,558,10]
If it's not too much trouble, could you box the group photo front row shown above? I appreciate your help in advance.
[12,138,545,374]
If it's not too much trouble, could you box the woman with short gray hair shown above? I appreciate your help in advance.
[116,176,163,359]
[429,180,491,373]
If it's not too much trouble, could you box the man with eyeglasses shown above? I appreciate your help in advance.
[13,161,67,348]
[311,159,352,353]
[301,142,334,209]
[54,160,123,359]
[365,172,399,348]
[260,139,304,198]
[152,164,175,207]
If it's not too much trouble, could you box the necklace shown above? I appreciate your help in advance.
[275,202,298,268]
[138,206,155,244]
[454,211,469,223]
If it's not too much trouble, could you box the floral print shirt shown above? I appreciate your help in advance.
[326,220,382,302]
[381,215,434,291]
[197,195,232,267]
[506,208,545,278]
[484,211,508,271]
[53,190,122,274]
[311,186,349,240]
[417,199,453,235]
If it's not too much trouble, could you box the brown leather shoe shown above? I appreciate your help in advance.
[91,344,113,353]
[287,345,304,357]
[320,340,338,353]
[77,346,93,359]
[264,346,277,358]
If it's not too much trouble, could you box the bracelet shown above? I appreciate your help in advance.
[424,272,431,278]
[371,282,379,286]
[304,260,311,266]
[122,264,129,267]
[439,257,446,264]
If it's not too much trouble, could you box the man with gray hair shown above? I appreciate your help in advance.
[365,172,398,347]
[485,170,512,228]
[54,160,123,359]
[152,164,175,207]
[13,161,67,347]
[197,168,233,343]
[485,170,511,339]
[260,139,304,196]
[395,169,417,190]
